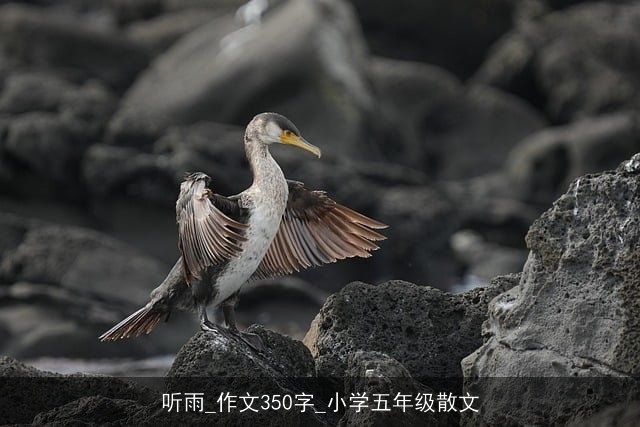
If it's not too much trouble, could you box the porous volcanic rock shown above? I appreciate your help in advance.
[304,276,518,389]
[568,400,640,427]
[165,325,327,426]
[462,154,640,426]
[340,350,455,426]
[0,356,156,425]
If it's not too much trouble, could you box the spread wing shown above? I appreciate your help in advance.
[176,172,248,283]
[252,180,387,280]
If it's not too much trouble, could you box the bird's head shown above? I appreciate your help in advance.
[249,112,321,158]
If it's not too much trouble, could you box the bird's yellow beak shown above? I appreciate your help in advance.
[281,132,322,158]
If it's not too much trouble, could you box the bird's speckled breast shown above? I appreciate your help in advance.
[210,174,289,306]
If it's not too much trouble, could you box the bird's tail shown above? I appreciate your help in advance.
[99,304,165,342]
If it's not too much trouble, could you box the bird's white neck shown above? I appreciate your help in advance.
[244,137,285,191]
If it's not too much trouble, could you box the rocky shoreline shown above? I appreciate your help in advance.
[3,159,640,424]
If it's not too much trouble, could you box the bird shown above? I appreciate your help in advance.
[99,112,387,348]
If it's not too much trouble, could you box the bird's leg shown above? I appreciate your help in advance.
[222,294,265,352]
[199,304,218,332]
[222,294,240,333]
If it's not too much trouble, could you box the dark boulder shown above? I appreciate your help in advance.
[164,325,326,426]
[504,112,640,206]
[0,72,116,195]
[107,0,373,153]
[304,276,518,389]
[369,57,547,179]
[0,218,165,304]
[474,2,640,123]
[346,0,516,77]
[0,3,150,92]
[340,351,453,426]
[0,356,157,425]
[0,214,192,359]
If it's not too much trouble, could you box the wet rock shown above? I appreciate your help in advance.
[83,121,248,205]
[58,80,117,139]
[462,157,640,426]
[0,3,150,91]
[82,143,179,205]
[504,112,640,206]
[108,0,373,152]
[304,277,518,390]
[0,72,117,135]
[474,2,640,123]
[346,0,515,77]
[369,57,547,179]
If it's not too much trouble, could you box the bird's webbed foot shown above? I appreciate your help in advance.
[227,327,266,353]
[223,295,265,352]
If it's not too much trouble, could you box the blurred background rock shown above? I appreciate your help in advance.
[0,0,638,373]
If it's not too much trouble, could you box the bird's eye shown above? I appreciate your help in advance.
[283,130,293,137]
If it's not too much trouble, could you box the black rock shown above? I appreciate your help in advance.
[474,2,640,123]
[340,350,455,427]
[3,112,88,187]
[0,3,150,92]
[0,213,189,358]
[346,0,516,78]
[0,72,116,196]
[165,326,326,426]
[0,217,165,304]
[304,277,517,389]
[369,57,547,180]
[0,356,157,425]
[504,112,640,206]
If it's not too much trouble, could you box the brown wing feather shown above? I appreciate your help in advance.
[176,173,248,283]
[252,180,387,280]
